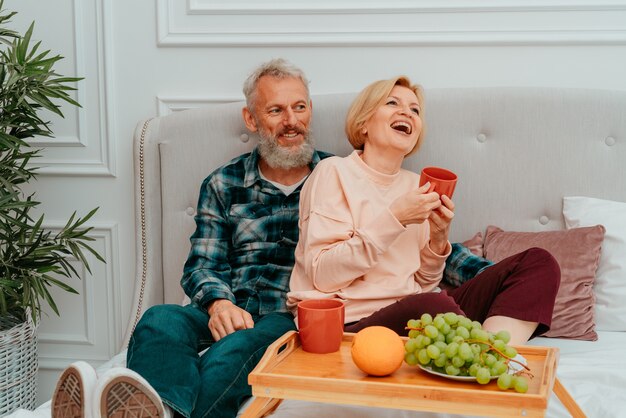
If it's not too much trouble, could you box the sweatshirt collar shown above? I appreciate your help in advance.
[349,150,400,187]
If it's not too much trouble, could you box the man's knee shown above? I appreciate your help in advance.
[252,313,296,340]
[138,304,181,326]
[135,304,201,338]
[224,313,295,352]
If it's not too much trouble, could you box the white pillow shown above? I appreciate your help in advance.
[563,196,626,331]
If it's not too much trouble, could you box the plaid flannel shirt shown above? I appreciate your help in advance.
[443,243,494,288]
[181,148,331,315]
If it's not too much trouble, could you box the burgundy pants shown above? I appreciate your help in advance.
[344,247,561,339]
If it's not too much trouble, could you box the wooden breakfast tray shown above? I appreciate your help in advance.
[242,331,586,418]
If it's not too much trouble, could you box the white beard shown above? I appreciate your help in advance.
[257,127,315,170]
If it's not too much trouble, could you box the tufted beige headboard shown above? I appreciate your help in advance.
[123,87,626,347]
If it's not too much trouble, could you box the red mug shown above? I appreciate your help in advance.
[297,299,345,354]
[419,166,458,198]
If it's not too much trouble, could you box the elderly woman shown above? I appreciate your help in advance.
[287,76,560,345]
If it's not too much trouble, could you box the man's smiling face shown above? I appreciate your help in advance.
[245,76,314,169]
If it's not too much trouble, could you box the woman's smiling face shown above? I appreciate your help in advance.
[363,85,422,157]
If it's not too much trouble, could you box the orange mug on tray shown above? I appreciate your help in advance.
[297,299,345,354]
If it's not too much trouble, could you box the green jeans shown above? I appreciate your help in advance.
[127,302,295,418]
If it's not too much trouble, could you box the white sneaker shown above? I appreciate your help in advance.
[52,361,98,418]
[93,368,165,418]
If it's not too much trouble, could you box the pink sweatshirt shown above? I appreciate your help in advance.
[287,151,451,324]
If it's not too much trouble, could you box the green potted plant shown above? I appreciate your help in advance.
[0,2,104,413]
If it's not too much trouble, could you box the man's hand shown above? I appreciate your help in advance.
[207,299,255,341]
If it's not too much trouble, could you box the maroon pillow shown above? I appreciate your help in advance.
[483,225,605,341]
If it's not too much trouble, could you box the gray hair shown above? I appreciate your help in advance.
[242,58,310,114]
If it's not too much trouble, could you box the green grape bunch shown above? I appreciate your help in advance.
[404,312,530,393]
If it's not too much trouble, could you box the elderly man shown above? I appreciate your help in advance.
[51,58,330,418]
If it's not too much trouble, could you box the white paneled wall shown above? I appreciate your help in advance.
[9,0,626,406]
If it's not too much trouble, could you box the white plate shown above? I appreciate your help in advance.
[417,354,527,382]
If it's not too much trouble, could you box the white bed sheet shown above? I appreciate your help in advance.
[9,331,625,418]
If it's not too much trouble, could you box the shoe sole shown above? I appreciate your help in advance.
[52,367,86,418]
[99,375,164,418]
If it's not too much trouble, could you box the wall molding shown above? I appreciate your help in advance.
[32,0,116,177]
[157,0,626,46]
[157,96,242,115]
[39,355,114,370]
[38,263,93,346]
[188,0,626,14]
[37,222,121,368]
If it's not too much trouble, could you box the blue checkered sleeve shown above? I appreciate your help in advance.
[443,243,494,288]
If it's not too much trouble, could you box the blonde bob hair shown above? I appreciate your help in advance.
[345,76,425,156]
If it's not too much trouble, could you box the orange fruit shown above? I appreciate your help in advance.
[351,326,405,376]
